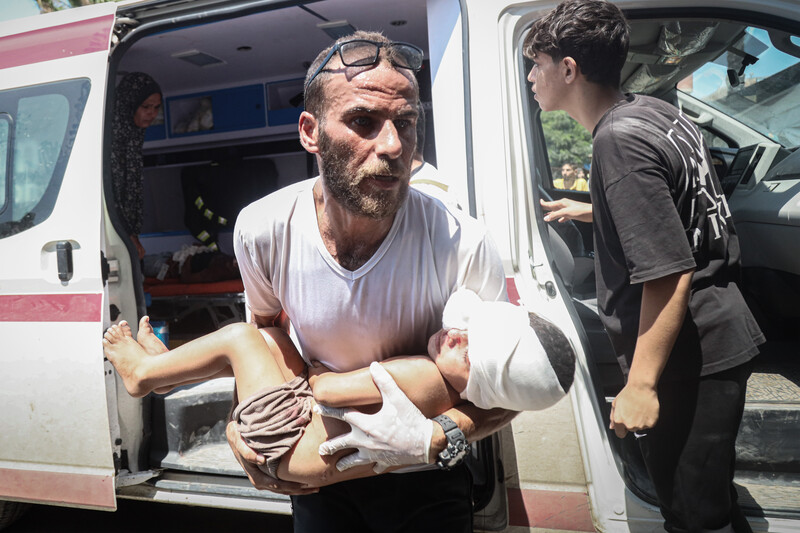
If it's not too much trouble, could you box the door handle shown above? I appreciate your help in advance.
[57,240,73,282]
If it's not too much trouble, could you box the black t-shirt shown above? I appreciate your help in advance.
[590,94,764,380]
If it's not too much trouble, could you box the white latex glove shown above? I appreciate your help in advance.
[315,362,434,473]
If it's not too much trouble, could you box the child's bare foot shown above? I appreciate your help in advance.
[103,323,153,397]
[137,316,168,355]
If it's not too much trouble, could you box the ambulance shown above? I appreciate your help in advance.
[1,0,798,531]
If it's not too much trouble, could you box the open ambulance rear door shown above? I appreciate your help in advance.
[0,3,119,512]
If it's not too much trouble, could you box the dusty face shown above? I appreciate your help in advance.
[316,63,418,219]
[527,52,565,113]
[427,328,470,393]
[134,93,162,129]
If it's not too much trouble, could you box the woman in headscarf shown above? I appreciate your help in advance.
[111,72,162,259]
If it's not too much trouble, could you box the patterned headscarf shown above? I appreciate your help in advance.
[111,72,161,235]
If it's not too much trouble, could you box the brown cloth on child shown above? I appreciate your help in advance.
[232,373,314,479]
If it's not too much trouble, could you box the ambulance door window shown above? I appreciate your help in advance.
[0,79,90,239]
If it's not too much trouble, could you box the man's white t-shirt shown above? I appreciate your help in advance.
[234,177,506,372]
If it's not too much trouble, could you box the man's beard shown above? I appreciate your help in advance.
[318,127,409,220]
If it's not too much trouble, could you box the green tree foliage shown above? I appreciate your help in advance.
[541,110,593,169]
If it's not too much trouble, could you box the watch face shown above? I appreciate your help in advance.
[451,443,468,462]
[438,441,470,469]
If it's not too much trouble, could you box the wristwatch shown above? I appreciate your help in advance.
[433,414,470,470]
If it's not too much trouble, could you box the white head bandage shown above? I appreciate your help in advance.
[442,289,569,411]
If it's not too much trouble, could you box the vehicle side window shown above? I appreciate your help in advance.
[541,110,593,190]
[0,79,90,239]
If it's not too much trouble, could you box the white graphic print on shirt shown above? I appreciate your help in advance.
[666,112,732,251]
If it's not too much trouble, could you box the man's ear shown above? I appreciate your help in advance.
[562,56,579,84]
[299,111,320,153]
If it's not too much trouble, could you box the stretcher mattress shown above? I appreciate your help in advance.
[143,278,244,297]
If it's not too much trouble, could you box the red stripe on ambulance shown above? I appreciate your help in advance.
[0,468,114,509]
[0,293,102,322]
[506,277,521,306]
[0,14,114,70]
[507,487,595,531]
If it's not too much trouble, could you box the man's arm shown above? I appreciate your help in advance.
[251,310,290,331]
[609,268,694,438]
[428,404,518,462]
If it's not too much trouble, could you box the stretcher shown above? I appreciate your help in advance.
[144,278,246,329]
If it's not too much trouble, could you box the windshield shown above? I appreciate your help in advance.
[678,27,800,148]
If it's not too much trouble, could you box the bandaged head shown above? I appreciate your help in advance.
[441,289,571,411]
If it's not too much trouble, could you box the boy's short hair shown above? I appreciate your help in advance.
[529,312,575,394]
[523,0,630,88]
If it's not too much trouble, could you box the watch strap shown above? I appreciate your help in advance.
[433,414,458,434]
[433,414,470,470]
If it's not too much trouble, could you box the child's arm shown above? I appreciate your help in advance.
[310,355,463,418]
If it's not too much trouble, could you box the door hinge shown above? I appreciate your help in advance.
[101,252,120,285]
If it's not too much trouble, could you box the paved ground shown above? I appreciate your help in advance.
[747,339,800,403]
[6,499,294,533]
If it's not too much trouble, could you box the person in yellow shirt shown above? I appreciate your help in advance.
[553,162,589,191]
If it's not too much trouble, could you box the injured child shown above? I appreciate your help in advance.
[102,289,575,487]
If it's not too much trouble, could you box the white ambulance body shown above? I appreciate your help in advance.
[0,1,798,531]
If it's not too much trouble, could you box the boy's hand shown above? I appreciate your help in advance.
[608,382,659,438]
[541,198,593,223]
[316,362,433,473]
[225,420,318,495]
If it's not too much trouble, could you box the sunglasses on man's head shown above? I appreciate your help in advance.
[304,39,424,90]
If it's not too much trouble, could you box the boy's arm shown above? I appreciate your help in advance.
[609,268,694,438]
[541,198,593,223]
[311,356,462,417]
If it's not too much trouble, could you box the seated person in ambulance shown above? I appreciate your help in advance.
[103,289,575,487]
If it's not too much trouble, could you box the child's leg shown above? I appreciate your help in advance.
[103,321,304,400]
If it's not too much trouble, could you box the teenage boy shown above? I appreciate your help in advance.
[527,1,764,531]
